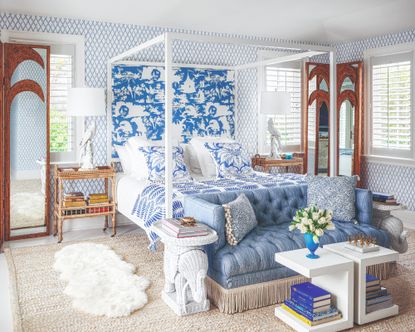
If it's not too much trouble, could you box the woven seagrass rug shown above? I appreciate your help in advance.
[4,231,415,332]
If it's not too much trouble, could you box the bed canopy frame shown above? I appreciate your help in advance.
[108,32,337,218]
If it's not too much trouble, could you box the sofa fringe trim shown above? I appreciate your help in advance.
[207,263,394,314]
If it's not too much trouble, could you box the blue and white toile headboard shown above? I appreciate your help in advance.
[111,63,235,158]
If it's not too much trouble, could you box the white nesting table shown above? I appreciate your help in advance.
[152,221,218,316]
[324,242,399,325]
[275,247,354,332]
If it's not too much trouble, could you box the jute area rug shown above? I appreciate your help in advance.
[5,232,415,332]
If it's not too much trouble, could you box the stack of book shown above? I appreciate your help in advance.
[63,192,85,208]
[372,192,398,205]
[63,192,86,215]
[281,282,342,326]
[88,193,110,213]
[161,218,209,238]
[366,274,393,313]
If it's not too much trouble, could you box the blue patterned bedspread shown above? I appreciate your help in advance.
[131,172,306,249]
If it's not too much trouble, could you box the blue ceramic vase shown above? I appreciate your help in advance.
[304,233,320,259]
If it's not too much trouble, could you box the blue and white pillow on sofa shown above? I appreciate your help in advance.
[138,146,192,182]
[204,142,252,178]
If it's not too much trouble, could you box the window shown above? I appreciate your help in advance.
[50,45,80,162]
[264,65,302,148]
[367,49,414,159]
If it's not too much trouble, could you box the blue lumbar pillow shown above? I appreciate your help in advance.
[222,193,258,245]
[204,142,253,178]
[306,175,357,222]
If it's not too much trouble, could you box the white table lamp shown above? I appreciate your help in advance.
[67,88,106,170]
[260,91,291,159]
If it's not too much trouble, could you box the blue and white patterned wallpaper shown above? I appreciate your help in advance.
[334,29,415,210]
[111,64,235,158]
[2,12,414,211]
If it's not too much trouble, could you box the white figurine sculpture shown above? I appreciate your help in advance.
[175,250,209,309]
[79,122,96,170]
[267,117,283,159]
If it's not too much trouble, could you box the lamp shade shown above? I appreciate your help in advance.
[67,88,106,117]
[260,91,291,115]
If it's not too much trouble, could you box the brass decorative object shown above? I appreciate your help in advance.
[180,217,197,227]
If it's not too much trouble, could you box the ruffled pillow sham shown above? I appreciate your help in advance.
[204,142,252,178]
[138,146,192,182]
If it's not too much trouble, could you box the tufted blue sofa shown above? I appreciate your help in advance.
[184,184,390,295]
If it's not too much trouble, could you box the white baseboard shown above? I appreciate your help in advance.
[62,212,133,232]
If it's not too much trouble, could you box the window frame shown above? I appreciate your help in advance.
[364,42,415,164]
[1,30,85,163]
[257,50,304,154]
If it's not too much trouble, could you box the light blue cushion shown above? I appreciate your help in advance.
[204,142,252,178]
[138,146,192,182]
[306,175,357,222]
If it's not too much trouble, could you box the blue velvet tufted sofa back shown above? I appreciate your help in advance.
[184,184,373,251]
[192,185,307,226]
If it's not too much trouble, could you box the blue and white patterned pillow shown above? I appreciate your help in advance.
[138,146,192,182]
[204,142,253,178]
[306,175,357,222]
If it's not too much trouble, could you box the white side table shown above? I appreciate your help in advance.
[152,221,218,316]
[324,242,399,325]
[275,248,354,332]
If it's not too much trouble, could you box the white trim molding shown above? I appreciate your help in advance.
[364,41,415,164]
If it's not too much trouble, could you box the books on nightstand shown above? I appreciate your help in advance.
[281,282,342,326]
[372,192,399,205]
[365,274,393,313]
[161,218,209,238]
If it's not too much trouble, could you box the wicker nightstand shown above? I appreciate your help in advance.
[53,164,117,243]
[251,154,304,173]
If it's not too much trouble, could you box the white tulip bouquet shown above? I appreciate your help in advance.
[289,206,335,243]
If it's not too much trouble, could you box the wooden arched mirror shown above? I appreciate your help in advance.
[336,62,363,177]
[303,61,363,178]
[304,63,330,175]
[3,43,51,240]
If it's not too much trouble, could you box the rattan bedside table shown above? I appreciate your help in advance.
[53,164,117,243]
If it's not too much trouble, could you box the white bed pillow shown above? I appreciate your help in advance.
[126,137,164,180]
[115,145,132,174]
[182,143,202,175]
[190,136,235,178]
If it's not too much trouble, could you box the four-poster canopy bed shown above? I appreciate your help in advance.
[106,32,337,248]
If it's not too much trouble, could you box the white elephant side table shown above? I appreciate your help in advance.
[152,221,218,316]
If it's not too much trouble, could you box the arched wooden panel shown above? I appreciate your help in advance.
[303,63,331,175]
[336,62,363,179]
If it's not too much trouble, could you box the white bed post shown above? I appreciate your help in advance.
[164,32,174,218]
[329,50,337,177]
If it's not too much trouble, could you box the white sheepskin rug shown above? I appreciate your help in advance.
[53,243,150,317]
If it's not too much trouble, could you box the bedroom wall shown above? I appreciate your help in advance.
[334,29,415,210]
[0,12,323,226]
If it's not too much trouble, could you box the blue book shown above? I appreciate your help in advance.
[366,287,388,300]
[372,192,394,201]
[284,299,338,322]
[291,292,331,312]
[366,274,380,287]
[291,282,331,302]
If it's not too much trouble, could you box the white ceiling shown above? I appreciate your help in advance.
[2,0,415,43]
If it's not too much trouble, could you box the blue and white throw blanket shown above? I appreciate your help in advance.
[132,172,306,250]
